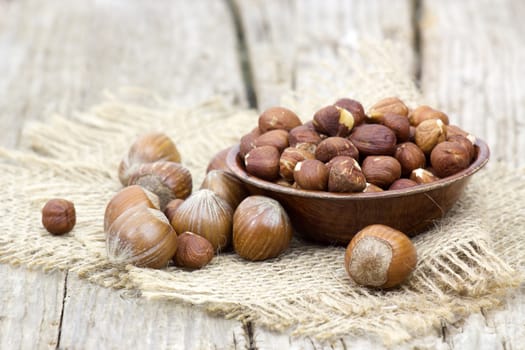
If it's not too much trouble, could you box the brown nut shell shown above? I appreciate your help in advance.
[334,98,366,126]
[409,168,440,184]
[313,105,354,137]
[349,124,397,156]
[315,137,359,163]
[293,159,329,191]
[409,105,449,126]
[253,129,290,152]
[164,199,184,223]
[361,156,402,189]
[244,146,281,181]
[447,134,476,162]
[368,97,409,123]
[383,113,410,142]
[394,142,426,176]
[279,147,315,182]
[363,183,384,193]
[173,232,214,269]
[327,157,366,193]
[388,178,418,190]
[430,141,471,178]
[42,199,76,235]
[258,107,302,132]
[239,127,262,158]
[288,125,322,147]
[414,119,447,154]
[344,224,417,289]
[233,196,292,261]
[200,170,248,209]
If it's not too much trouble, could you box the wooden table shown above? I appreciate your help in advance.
[1,1,524,348]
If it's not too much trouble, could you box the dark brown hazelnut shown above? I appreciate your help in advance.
[294,159,329,191]
[394,142,426,176]
[288,125,322,147]
[368,97,409,123]
[279,147,315,181]
[258,106,302,132]
[409,105,449,126]
[313,105,354,137]
[239,127,262,158]
[334,98,366,126]
[363,183,384,193]
[430,141,471,178]
[42,199,76,235]
[361,156,402,189]
[253,129,289,152]
[327,157,366,193]
[173,232,214,269]
[409,168,440,184]
[447,134,476,162]
[388,178,418,190]
[244,146,281,181]
[315,137,359,163]
[349,124,397,156]
[414,119,447,154]
[383,113,410,142]
[446,124,469,138]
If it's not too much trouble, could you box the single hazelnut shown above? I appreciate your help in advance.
[173,232,214,269]
[447,134,476,162]
[294,142,318,154]
[253,129,289,152]
[42,198,76,235]
[258,107,302,132]
[233,196,293,261]
[200,170,248,209]
[315,137,359,163]
[388,178,418,190]
[294,159,329,191]
[368,97,409,123]
[446,124,469,138]
[327,157,366,193]
[361,156,402,189]
[288,125,322,148]
[394,142,426,176]
[279,147,315,182]
[164,198,184,223]
[349,124,397,156]
[409,168,440,184]
[206,146,233,173]
[409,105,449,126]
[344,224,417,289]
[239,127,262,158]
[334,98,366,125]
[244,146,281,181]
[430,141,471,178]
[414,119,447,154]
[313,105,354,137]
[363,183,384,193]
[382,113,410,142]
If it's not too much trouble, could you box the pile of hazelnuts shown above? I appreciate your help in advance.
[240,97,477,192]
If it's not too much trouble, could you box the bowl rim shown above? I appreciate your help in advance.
[226,138,490,200]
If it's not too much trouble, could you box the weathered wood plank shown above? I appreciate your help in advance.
[0,0,245,148]
[420,0,525,168]
[0,265,65,350]
[235,0,416,110]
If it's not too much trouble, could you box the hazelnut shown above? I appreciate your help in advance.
[361,156,402,189]
[414,119,447,154]
[164,198,184,223]
[315,137,359,163]
[349,124,397,156]
[363,183,384,193]
[446,124,469,138]
[382,113,410,142]
[279,147,315,182]
[206,146,233,173]
[344,224,417,289]
[409,105,449,126]
[447,134,476,162]
[388,178,418,190]
[200,170,248,209]
[288,125,322,148]
[334,98,366,125]
[253,129,289,152]
[258,107,302,132]
[233,196,293,261]
[327,157,366,193]
[368,97,409,123]
[239,127,262,158]
[294,159,329,191]
[430,141,471,178]
[244,146,281,181]
[313,105,354,137]
[409,168,440,184]
[173,232,214,269]
[42,198,76,235]
[394,142,426,176]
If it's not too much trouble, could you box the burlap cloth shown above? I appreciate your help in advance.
[1,45,524,345]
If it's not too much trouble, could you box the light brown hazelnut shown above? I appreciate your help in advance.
[363,183,384,193]
[414,119,447,154]
[293,159,329,191]
[244,146,281,181]
[447,134,476,162]
[233,196,293,261]
[409,168,440,184]
[368,97,409,123]
[239,127,262,158]
[279,147,315,182]
[200,170,248,209]
[313,105,355,137]
[409,105,449,126]
[206,146,233,173]
[164,199,184,223]
[253,129,289,152]
[288,125,322,148]
[394,142,426,176]
[328,157,366,193]
[388,178,418,190]
[258,107,302,132]
[430,141,471,178]
[42,198,76,235]
[315,137,359,163]
[173,232,214,269]
[362,156,402,189]
[383,113,410,142]
[334,98,366,126]
[349,124,397,156]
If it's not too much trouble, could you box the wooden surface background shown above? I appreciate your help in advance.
[1,0,524,349]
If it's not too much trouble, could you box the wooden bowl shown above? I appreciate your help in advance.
[226,140,490,245]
